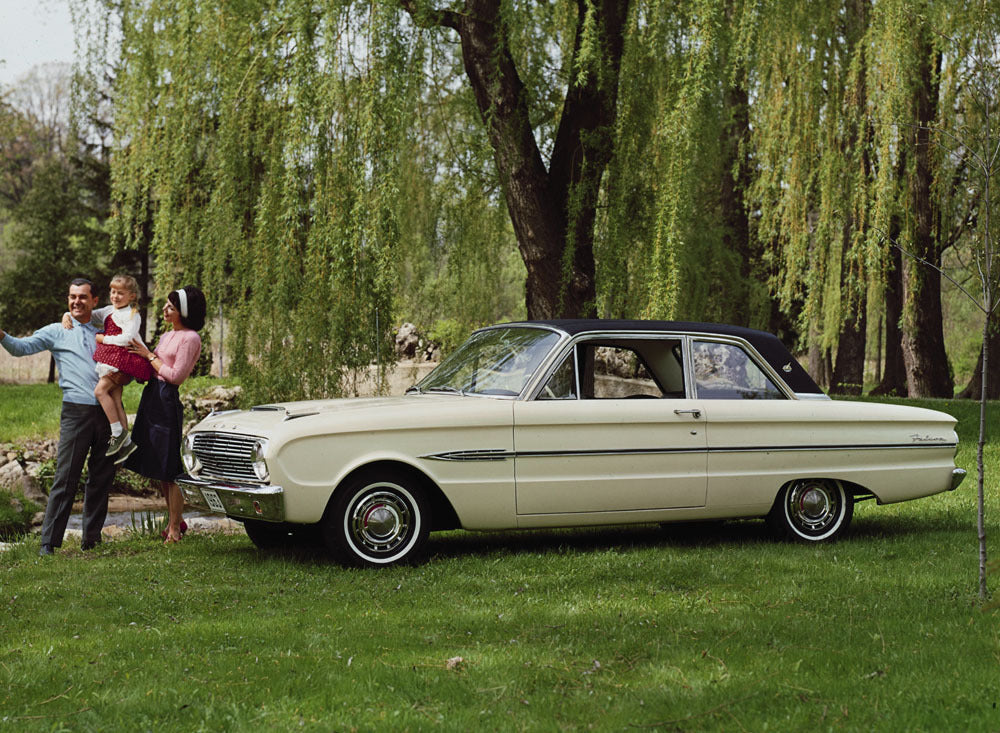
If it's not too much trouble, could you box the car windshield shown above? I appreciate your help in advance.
[414,327,561,397]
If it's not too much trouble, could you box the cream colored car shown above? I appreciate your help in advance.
[178,320,965,566]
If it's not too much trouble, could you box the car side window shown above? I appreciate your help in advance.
[581,345,665,399]
[538,350,578,400]
[692,341,785,400]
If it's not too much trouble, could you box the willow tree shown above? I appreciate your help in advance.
[594,0,775,331]
[110,2,416,403]
[400,0,630,319]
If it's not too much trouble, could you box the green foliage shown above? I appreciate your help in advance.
[0,489,39,540]
[110,1,410,404]
[127,507,167,538]
[80,0,998,401]
[427,318,471,359]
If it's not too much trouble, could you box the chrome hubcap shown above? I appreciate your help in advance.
[349,488,413,555]
[787,480,839,533]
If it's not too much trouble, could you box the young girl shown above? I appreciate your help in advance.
[91,275,153,459]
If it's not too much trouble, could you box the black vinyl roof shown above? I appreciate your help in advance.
[497,319,824,396]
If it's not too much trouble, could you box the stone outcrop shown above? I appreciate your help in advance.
[394,322,439,362]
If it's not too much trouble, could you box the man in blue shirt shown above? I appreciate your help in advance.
[1,278,117,555]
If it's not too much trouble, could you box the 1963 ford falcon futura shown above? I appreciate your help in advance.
[178,320,966,566]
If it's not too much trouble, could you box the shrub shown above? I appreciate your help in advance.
[428,318,472,358]
[0,489,40,540]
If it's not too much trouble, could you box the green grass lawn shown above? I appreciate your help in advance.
[1,385,998,730]
[1,382,144,443]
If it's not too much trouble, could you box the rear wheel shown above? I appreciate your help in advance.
[768,479,853,542]
[324,471,430,567]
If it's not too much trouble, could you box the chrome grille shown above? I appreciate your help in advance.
[192,432,261,482]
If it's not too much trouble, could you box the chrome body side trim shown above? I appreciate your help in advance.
[422,449,511,462]
[420,442,959,462]
[951,468,967,491]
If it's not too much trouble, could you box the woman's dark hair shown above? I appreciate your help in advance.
[168,286,207,331]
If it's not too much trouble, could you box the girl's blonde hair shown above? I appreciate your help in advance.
[110,274,140,314]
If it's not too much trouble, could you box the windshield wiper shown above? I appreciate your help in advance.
[427,386,466,396]
[405,385,423,394]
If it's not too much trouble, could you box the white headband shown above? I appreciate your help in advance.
[175,288,188,318]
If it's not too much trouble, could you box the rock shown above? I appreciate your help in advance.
[183,385,243,421]
[0,461,25,489]
[0,461,46,504]
[395,322,420,359]
[21,464,47,503]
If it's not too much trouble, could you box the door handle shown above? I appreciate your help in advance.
[673,408,702,419]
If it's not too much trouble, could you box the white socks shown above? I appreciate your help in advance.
[111,421,123,437]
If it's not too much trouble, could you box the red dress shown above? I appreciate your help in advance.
[93,314,153,382]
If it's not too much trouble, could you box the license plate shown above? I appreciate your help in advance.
[201,488,226,513]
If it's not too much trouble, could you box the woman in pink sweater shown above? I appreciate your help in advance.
[126,286,206,543]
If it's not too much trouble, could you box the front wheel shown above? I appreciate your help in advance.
[768,479,853,542]
[324,471,430,567]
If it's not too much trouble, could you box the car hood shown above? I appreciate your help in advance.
[191,394,513,438]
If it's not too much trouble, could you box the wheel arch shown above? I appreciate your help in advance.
[769,476,873,511]
[323,459,460,532]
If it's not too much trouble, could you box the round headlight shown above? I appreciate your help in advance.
[252,439,269,481]
[181,434,200,473]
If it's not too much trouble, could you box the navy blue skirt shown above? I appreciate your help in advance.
[124,379,184,482]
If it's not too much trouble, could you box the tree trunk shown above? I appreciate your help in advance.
[958,314,1000,399]
[901,33,952,397]
[416,0,629,319]
[871,243,908,396]
[829,0,869,398]
[719,0,753,326]
[830,309,866,395]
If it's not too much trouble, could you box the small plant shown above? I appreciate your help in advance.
[128,507,167,538]
[0,489,41,540]
[34,457,56,496]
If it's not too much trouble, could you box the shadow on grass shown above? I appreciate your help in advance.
[205,510,966,568]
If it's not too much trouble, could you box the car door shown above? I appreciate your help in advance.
[512,338,708,516]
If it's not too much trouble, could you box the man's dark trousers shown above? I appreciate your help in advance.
[40,402,117,548]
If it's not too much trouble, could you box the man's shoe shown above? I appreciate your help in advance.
[39,544,54,556]
[106,431,130,456]
[114,438,138,465]
[81,540,99,551]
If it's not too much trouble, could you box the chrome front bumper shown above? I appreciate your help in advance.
[177,474,285,522]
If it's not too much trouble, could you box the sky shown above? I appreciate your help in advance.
[0,0,76,88]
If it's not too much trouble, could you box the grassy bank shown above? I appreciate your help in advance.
[1,387,998,729]
[2,510,998,731]
[1,381,189,444]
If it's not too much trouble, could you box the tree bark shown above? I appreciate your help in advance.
[901,32,952,397]
[830,309,866,395]
[720,81,753,325]
[870,243,908,396]
[406,0,629,319]
[957,314,1000,399]
[719,0,754,326]
[829,0,870,397]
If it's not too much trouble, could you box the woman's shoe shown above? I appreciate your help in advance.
[161,521,187,539]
